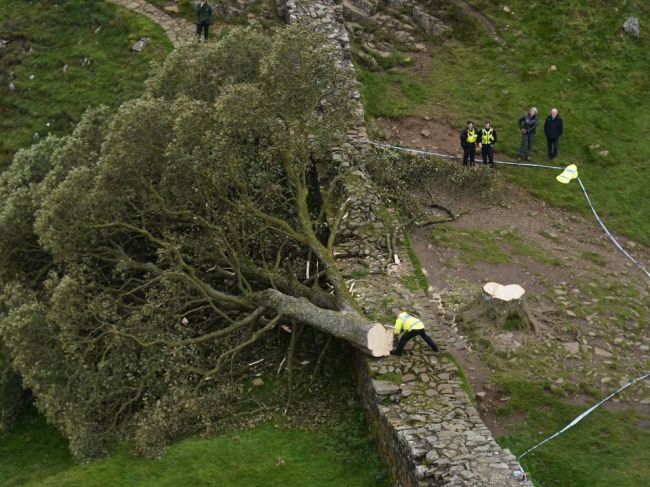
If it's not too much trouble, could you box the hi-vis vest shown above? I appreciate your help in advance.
[556,164,578,184]
[481,128,495,145]
[394,312,425,335]
[466,129,477,144]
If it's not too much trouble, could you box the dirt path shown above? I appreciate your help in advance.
[409,178,650,431]
[451,0,503,44]
[108,0,196,47]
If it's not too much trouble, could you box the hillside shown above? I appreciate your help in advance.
[348,1,650,485]
[353,0,650,245]
[0,0,173,169]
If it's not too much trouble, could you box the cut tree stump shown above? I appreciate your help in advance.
[462,282,538,333]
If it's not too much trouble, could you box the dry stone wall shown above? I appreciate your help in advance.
[278,0,387,257]
[282,1,535,485]
[344,256,534,486]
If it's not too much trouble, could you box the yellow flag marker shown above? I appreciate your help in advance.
[556,164,578,184]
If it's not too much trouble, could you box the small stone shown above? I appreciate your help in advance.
[475,391,487,401]
[402,373,417,383]
[132,37,151,52]
[623,16,640,38]
[550,64,557,71]
[566,310,577,318]
[420,129,430,138]
[373,380,400,395]
[594,347,613,358]
[252,378,264,387]
[503,6,511,13]
[563,341,580,354]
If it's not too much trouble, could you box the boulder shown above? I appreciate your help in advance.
[623,16,640,38]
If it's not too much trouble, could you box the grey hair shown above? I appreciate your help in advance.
[530,107,538,115]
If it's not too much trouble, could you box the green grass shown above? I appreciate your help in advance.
[0,407,390,487]
[496,380,650,487]
[0,408,74,486]
[400,232,429,294]
[0,0,172,169]
[374,372,402,385]
[431,223,559,267]
[357,0,650,245]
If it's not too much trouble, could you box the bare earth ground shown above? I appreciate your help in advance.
[400,141,650,433]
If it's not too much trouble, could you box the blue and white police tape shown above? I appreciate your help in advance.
[516,371,650,463]
[368,140,650,280]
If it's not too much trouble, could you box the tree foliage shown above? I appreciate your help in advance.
[0,26,362,459]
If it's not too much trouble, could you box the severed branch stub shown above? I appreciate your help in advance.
[463,282,538,333]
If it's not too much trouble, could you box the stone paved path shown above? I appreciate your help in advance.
[108,0,196,47]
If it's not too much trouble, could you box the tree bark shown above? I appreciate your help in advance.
[254,289,393,357]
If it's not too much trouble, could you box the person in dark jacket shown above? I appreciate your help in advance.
[544,108,564,160]
[460,121,478,166]
[196,0,213,43]
[477,120,498,166]
[516,107,538,161]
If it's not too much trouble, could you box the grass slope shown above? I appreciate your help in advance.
[0,407,389,487]
[496,381,650,487]
[0,0,172,169]
[358,0,650,245]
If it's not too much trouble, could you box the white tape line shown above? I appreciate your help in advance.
[368,141,564,169]
[370,140,649,280]
[577,177,650,279]
[517,372,650,460]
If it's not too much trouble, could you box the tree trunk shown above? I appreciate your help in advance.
[255,289,393,356]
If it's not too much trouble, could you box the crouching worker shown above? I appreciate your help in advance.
[391,312,439,356]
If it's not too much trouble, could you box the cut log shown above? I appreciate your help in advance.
[256,289,393,357]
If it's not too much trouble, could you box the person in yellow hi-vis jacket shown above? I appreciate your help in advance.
[390,312,439,356]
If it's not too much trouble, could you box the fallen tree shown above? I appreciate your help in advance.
[0,26,391,459]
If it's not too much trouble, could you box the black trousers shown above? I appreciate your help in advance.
[546,138,559,159]
[196,21,210,40]
[517,131,535,159]
[481,144,494,165]
[395,329,439,355]
[462,144,476,166]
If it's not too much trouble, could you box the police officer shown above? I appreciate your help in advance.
[478,120,498,166]
[390,312,439,356]
[516,107,538,161]
[460,120,478,166]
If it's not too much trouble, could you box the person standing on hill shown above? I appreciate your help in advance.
[478,120,498,166]
[516,107,538,161]
[460,121,478,166]
[544,108,564,160]
[196,0,213,43]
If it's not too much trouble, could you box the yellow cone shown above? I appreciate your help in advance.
[556,164,578,184]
